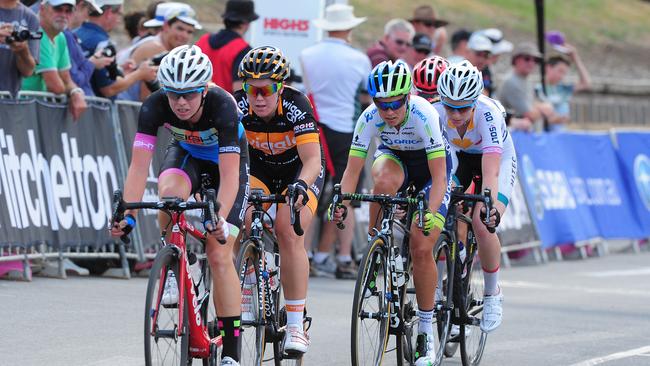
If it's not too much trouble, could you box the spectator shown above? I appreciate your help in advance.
[65,0,113,96]
[476,28,513,97]
[465,32,492,94]
[496,42,558,131]
[407,32,433,66]
[21,0,86,120]
[124,3,201,101]
[409,4,448,55]
[0,0,39,97]
[115,1,167,66]
[122,10,146,43]
[447,28,471,63]
[75,0,157,99]
[301,3,371,279]
[366,18,415,67]
[196,0,258,93]
[535,48,591,131]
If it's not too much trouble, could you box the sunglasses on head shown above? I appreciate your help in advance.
[375,95,408,111]
[441,99,476,112]
[242,82,282,97]
[163,86,205,101]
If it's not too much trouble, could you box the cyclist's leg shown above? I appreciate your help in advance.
[369,147,406,234]
[158,142,196,235]
[204,156,249,362]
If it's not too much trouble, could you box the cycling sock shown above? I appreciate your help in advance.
[285,299,306,327]
[313,252,329,264]
[417,307,435,336]
[482,266,500,296]
[336,254,353,263]
[218,316,241,361]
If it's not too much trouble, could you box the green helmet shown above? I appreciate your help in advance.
[367,59,412,98]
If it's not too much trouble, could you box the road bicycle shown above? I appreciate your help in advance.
[236,185,311,366]
[435,180,494,366]
[111,187,224,366]
[329,183,442,366]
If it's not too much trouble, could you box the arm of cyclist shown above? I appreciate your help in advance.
[109,145,154,237]
[481,153,501,228]
[210,152,239,241]
[292,142,322,211]
[330,155,365,223]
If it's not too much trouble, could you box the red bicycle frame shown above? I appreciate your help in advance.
[151,212,222,359]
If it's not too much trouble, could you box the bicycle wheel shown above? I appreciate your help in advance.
[434,233,455,360]
[236,239,266,366]
[396,259,417,366]
[459,233,488,366]
[144,245,189,366]
[351,237,391,366]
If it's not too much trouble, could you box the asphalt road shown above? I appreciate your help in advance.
[2,249,650,366]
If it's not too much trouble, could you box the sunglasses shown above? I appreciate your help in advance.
[375,95,408,111]
[393,38,412,47]
[416,48,430,55]
[441,99,476,113]
[163,86,205,101]
[417,19,436,28]
[520,55,540,64]
[243,82,282,97]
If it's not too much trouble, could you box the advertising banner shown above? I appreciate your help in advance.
[496,175,539,247]
[614,131,650,236]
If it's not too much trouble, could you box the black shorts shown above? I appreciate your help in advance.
[159,140,249,228]
[249,158,324,215]
[453,151,483,193]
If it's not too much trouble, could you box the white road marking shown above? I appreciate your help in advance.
[579,267,650,277]
[568,345,650,366]
[500,280,650,298]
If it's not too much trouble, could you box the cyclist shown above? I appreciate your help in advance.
[435,60,517,333]
[234,46,324,357]
[109,45,248,366]
[412,55,449,103]
[331,59,452,366]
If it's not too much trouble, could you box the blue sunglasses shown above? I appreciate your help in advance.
[163,86,206,101]
[374,95,408,111]
[441,99,476,111]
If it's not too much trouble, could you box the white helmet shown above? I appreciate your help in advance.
[437,60,484,101]
[158,45,212,89]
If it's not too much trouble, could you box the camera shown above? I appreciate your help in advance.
[6,26,42,44]
[99,43,123,80]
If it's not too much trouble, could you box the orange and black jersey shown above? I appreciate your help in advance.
[234,86,321,167]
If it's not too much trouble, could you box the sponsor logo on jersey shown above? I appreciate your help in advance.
[164,124,219,145]
[246,131,296,155]
[282,98,307,123]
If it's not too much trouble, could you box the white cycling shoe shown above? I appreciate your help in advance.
[414,333,436,366]
[283,324,310,355]
[480,290,503,333]
[161,270,179,306]
[220,356,239,366]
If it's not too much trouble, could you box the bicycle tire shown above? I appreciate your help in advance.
[351,236,391,366]
[236,239,266,366]
[434,233,455,361]
[144,245,189,366]
[459,231,488,366]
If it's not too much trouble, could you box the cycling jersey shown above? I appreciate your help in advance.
[234,85,320,167]
[134,87,241,164]
[434,95,517,206]
[350,95,446,161]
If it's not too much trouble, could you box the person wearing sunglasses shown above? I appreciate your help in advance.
[409,4,449,56]
[367,18,415,67]
[234,45,323,357]
[412,55,449,104]
[331,59,452,366]
[110,45,249,366]
[435,60,517,335]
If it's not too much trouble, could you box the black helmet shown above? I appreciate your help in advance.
[238,46,290,81]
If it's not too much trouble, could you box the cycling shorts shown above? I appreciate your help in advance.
[452,149,517,207]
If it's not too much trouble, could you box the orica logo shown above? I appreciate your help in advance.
[634,154,650,211]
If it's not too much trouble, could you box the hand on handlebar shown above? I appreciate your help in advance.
[288,179,309,211]
[480,205,501,233]
[327,203,347,224]
[412,209,434,235]
[205,217,229,244]
[109,213,136,238]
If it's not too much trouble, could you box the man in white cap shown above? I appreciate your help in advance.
[21,0,87,120]
[476,28,513,97]
[300,3,371,280]
[74,0,157,99]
